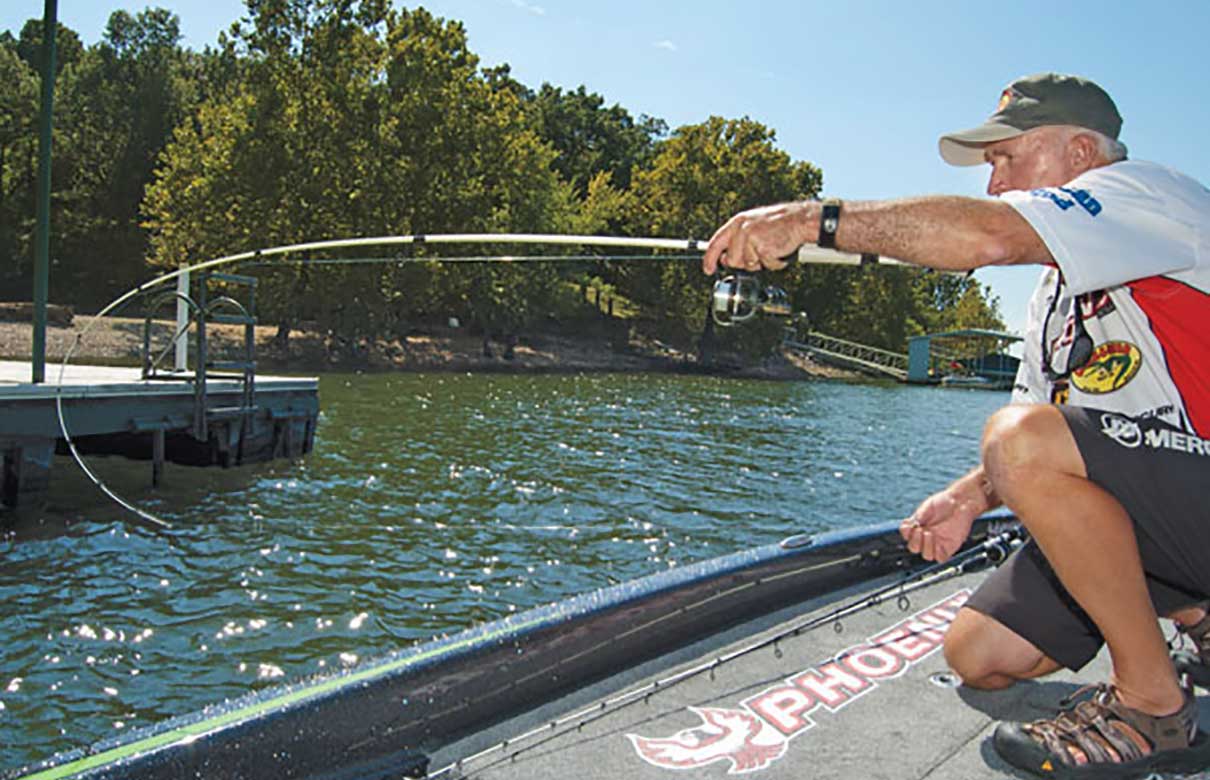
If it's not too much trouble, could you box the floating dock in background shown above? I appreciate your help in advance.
[907,329,1022,389]
[0,360,318,508]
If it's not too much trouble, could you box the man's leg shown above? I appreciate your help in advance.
[944,607,1062,689]
[980,404,1184,717]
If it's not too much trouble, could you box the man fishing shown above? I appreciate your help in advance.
[702,72,1210,778]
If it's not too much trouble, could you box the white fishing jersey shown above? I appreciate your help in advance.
[1001,160,1210,436]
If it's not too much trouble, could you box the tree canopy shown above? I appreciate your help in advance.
[0,1,1003,358]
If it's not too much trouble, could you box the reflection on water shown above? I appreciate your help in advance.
[0,373,1006,769]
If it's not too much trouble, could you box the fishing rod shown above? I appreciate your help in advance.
[54,233,912,529]
[431,524,1024,778]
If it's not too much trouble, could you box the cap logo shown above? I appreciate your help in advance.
[997,88,1019,113]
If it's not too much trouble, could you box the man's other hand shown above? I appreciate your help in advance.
[900,488,982,563]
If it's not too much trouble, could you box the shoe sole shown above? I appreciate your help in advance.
[993,723,1210,779]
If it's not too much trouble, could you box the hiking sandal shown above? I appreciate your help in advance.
[1173,607,1210,689]
[992,683,1210,779]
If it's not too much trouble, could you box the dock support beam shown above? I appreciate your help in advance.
[152,429,165,487]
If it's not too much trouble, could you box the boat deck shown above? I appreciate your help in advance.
[439,570,1210,780]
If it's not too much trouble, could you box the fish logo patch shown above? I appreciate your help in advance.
[1072,341,1142,394]
[627,591,969,774]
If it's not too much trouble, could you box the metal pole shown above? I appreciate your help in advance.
[32,0,57,384]
[175,264,189,371]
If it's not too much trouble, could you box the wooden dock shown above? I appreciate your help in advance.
[0,360,318,507]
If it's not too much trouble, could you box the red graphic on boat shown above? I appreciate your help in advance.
[628,705,788,774]
[627,590,969,774]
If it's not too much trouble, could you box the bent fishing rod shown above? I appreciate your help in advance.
[53,232,914,529]
[429,523,1025,778]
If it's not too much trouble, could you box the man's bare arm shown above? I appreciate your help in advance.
[702,196,1053,275]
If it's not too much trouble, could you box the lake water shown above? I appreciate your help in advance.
[0,372,1006,770]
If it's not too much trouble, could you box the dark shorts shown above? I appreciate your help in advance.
[965,405,1210,670]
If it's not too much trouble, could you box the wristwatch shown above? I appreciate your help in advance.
[818,198,842,249]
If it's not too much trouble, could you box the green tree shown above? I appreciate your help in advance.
[145,1,576,343]
[825,267,926,349]
[918,274,1005,333]
[619,116,822,361]
[0,42,39,297]
[48,8,200,305]
[801,266,1005,352]
[527,84,665,196]
[7,17,84,76]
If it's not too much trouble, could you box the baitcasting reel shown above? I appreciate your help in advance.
[710,272,793,326]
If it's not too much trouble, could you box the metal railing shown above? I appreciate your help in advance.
[784,330,909,380]
[142,270,258,443]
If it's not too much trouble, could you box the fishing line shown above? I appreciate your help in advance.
[52,234,718,529]
[49,234,914,529]
[430,527,1023,778]
[56,232,911,528]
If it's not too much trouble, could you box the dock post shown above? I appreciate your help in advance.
[31,0,58,384]
[175,265,189,371]
[1,442,54,507]
[152,429,165,487]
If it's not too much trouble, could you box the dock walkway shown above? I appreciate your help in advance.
[784,332,909,381]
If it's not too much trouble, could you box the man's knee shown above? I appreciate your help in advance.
[944,608,1015,689]
[944,606,1059,689]
[980,405,1085,501]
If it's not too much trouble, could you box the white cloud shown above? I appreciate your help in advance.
[510,0,546,15]
[654,39,678,52]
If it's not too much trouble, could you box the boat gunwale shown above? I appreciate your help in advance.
[8,513,1018,780]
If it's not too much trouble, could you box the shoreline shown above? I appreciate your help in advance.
[0,315,863,382]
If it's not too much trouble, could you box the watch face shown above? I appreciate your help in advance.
[823,217,838,232]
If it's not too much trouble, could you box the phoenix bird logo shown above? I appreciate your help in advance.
[625,591,970,774]
[628,706,788,774]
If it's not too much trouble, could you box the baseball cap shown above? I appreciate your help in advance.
[939,72,1122,166]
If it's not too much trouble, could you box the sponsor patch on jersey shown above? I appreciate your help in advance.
[1072,341,1141,394]
[1084,290,1114,319]
[627,591,969,775]
[1030,186,1103,217]
[1099,413,1210,456]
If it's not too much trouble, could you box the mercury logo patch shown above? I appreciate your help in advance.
[1099,413,1143,448]
[627,591,969,774]
[1072,341,1142,394]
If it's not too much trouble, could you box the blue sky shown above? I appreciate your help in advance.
[5,1,1209,335]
